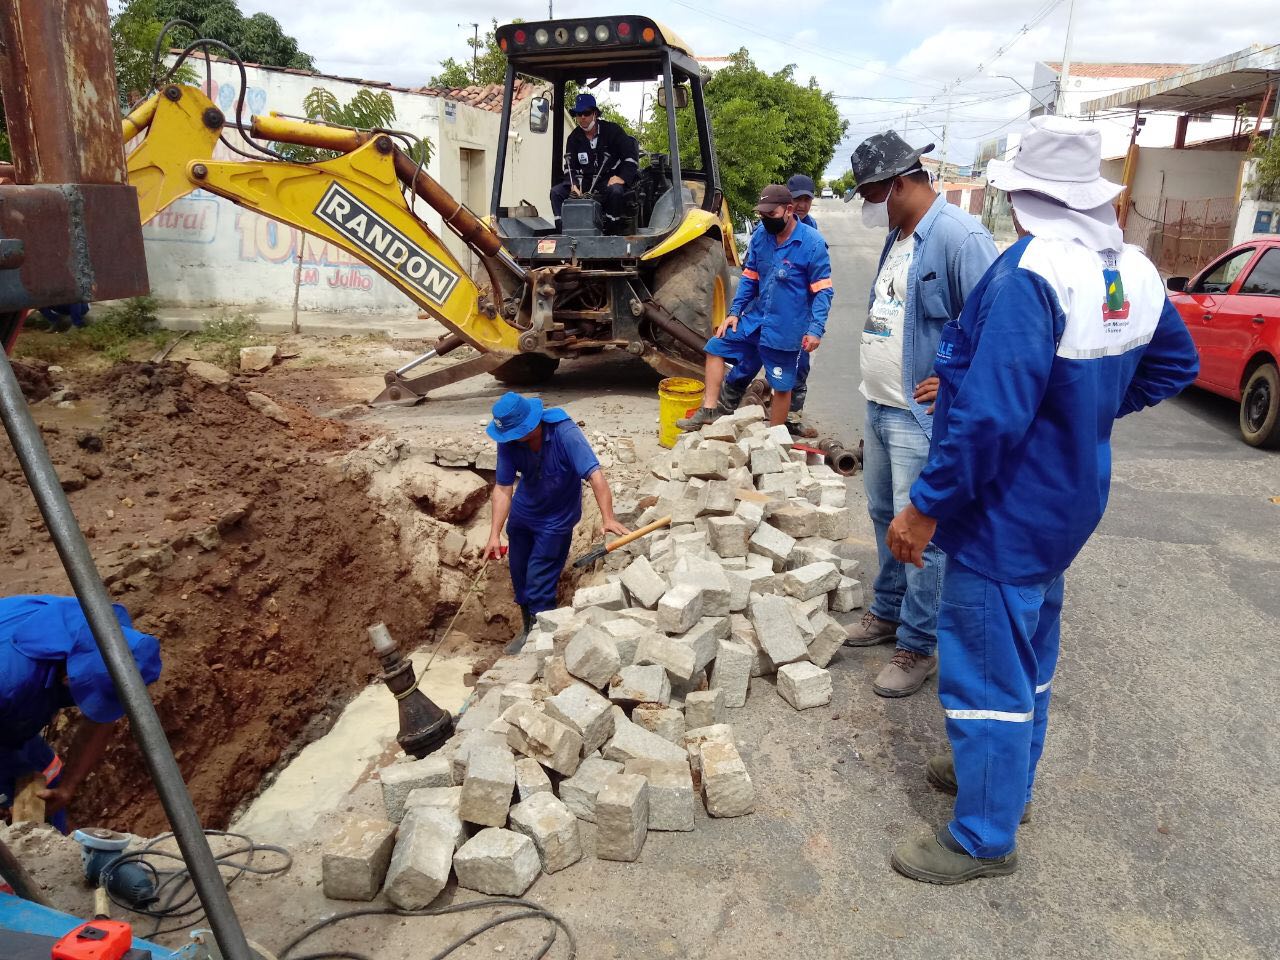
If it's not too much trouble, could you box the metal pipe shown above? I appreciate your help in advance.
[0,349,255,960]
[818,437,860,477]
[641,302,707,355]
[394,333,465,377]
[0,834,50,906]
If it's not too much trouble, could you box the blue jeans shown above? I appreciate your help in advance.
[506,523,574,614]
[863,401,944,655]
[939,557,1064,858]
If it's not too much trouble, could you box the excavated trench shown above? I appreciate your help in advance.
[1,359,556,835]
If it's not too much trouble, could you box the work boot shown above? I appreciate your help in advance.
[891,828,1018,885]
[715,378,749,417]
[504,606,535,655]
[785,413,819,439]
[872,648,938,698]
[844,610,899,647]
[925,754,1034,823]
[676,406,718,431]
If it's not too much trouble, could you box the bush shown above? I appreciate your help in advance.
[193,310,259,370]
[13,296,167,364]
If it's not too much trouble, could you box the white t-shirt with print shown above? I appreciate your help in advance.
[859,233,914,408]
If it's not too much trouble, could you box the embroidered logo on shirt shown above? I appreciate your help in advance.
[1101,268,1130,323]
[772,366,783,377]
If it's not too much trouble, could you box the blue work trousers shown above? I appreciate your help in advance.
[939,556,1065,858]
[506,523,574,614]
[863,401,944,655]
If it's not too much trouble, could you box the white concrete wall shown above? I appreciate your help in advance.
[1100,147,1247,201]
[139,60,549,315]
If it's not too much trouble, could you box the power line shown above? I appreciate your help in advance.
[665,0,946,89]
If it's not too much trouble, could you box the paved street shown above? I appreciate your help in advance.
[510,200,1279,959]
[153,199,1277,959]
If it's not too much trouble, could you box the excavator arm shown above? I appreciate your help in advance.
[124,84,530,402]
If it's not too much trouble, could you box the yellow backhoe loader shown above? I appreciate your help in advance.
[123,15,738,405]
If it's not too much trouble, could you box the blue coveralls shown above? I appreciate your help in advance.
[496,412,601,614]
[0,595,162,832]
[710,219,833,393]
[792,213,821,412]
[909,235,1199,858]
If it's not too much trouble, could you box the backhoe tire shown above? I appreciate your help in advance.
[650,235,732,365]
[492,353,560,386]
[1239,362,1280,449]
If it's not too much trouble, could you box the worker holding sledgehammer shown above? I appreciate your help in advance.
[483,392,631,651]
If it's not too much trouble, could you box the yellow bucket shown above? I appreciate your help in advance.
[657,376,705,448]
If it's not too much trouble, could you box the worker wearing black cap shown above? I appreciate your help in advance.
[843,130,997,701]
[678,183,833,430]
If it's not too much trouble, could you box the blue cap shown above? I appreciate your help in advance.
[787,174,816,199]
[6,595,161,724]
[487,392,544,442]
[570,93,598,116]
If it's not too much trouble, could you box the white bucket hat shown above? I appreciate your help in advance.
[985,115,1124,210]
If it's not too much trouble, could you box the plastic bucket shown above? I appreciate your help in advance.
[657,376,705,448]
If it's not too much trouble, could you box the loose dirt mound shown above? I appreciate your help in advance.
[1,362,433,834]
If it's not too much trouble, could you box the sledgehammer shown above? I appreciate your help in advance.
[572,515,672,569]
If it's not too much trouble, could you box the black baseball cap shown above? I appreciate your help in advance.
[755,184,793,212]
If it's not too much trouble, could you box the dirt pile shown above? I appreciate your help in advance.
[1,362,432,834]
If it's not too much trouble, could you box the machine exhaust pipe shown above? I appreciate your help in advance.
[367,623,453,758]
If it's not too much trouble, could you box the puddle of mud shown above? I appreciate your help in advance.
[231,650,471,842]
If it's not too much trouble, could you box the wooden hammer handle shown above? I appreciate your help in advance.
[605,515,672,553]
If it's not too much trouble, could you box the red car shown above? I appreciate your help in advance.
[1167,237,1280,448]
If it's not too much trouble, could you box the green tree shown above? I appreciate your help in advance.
[149,0,314,69]
[641,49,847,222]
[272,87,431,165]
[112,0,198,107]
[828,169,858,197]
[431,18,516,87]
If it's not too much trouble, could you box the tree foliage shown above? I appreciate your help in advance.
[828,169,858,197]
[148,0,314,69]
[271,87,429,165]
[431,18,513,87]
[640,49,847,222]
[112,0,198,107]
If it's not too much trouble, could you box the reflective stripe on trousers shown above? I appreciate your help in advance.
[938,555,1064,859]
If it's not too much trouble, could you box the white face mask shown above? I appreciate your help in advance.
[861,197,889,230]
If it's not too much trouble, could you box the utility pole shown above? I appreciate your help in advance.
[459,22,480,85]
[549,1,554,17]
[1054,0,1077,115]
[938,97,952,185]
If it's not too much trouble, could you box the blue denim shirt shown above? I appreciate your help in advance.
[869,195,997,438]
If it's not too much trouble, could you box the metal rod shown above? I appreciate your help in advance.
[394,333,465,376]
[490,64,516,220]
[0,834,50,906]
[0,348,255,960]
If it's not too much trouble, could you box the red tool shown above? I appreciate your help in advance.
[51,921,134,960]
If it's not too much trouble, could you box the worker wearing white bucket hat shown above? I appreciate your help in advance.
[883,115,1200,884]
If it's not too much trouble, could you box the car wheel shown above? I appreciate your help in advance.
[1239,362,1280,449]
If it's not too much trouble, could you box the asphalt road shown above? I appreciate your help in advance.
[517,199,1279,959]
[184,198,1276,959]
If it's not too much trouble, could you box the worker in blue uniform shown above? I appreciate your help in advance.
[884,117,1199,883]
[784,174,822,437]
[678,183,833,430]
[484,392,630,651]
[1,595,161,832]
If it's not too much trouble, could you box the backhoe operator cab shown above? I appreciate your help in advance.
[488,15,739,381]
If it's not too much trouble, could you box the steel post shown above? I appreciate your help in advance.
[0,346,255,960]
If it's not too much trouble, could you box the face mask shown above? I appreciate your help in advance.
[861,197,889,230]
[761,214,787,235]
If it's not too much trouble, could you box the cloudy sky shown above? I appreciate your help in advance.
[236,0,1264,175]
